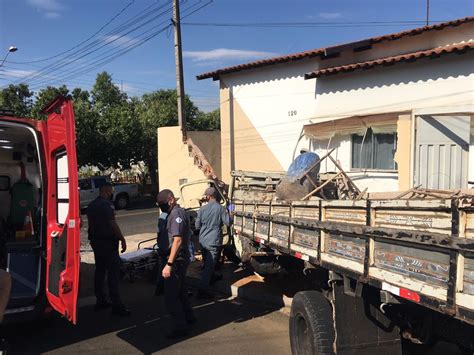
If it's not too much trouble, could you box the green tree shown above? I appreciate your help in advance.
[90,72,142,170]
[71,88,106,167]
[0,84,33,117]
[136,89,202,189]
[194,109,220,131]
[91,71,127,114]
[31,85,70,119]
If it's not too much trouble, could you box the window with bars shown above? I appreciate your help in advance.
[351,128,397,170]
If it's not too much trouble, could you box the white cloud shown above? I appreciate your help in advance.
[102,35,140,49]
[28,0,63,18]
[183,48,278,63]
[1,69,37,78]
[45,12,60,18]
[28,0,62,11]
[318,12,342,19]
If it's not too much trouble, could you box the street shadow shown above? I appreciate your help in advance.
[115,294,280,354]
[5,267,283,354]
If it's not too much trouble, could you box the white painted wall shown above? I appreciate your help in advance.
[310,54,474,121]
[223,52,473,176]
[219,24,474,193]
[223,60,318,171]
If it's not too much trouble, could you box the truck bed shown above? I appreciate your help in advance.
[230,171,474,325]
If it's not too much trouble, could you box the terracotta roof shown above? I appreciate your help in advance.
[196,17,474,81]
[304,42,474,79]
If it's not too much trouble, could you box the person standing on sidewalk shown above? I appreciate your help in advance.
[87,182,130,316]
[195,187,230,299]
[155,210,168,296]
[157,189,196,338]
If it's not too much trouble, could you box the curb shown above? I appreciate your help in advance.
[187,275,293,309]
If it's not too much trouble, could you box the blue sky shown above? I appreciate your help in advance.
[0,0,472,112]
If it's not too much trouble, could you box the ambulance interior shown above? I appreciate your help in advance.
[0,121,43,306]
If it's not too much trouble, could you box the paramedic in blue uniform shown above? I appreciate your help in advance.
[155,209,168,296]
[157,189,196,338]
[195,187,230,298]
[87,182,130,316]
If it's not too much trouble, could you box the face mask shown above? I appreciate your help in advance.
[159,203,169,213]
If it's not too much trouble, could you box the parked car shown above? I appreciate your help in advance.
[79,176,139,210]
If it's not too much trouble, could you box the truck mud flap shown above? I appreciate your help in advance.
[333,282,402,355]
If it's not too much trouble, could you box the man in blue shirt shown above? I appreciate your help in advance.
[195,187,230,298]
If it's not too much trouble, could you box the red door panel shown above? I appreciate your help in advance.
[40,97,80,324]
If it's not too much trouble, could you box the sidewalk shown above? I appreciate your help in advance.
[186,260,294,308]
[80,236,296,309]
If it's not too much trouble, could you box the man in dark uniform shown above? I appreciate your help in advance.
[157,189,195,338]
[195,187,230,298]
[154,210,168,296]
[87,182,130,316]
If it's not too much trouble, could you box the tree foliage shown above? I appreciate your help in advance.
[0,84,34,117]
[0,71,220,189]
[31,85,70,119]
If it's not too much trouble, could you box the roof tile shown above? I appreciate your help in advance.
[197,17,474,81]
[304,42,474,79]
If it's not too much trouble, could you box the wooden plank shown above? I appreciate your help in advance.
[302,171,343,200]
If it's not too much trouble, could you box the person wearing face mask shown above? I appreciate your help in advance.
[157,189,196,338]
[87,182,130,316]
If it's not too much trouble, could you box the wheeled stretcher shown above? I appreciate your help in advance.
[119,238,159,282]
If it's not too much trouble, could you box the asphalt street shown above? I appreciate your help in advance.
[4,199,290,354]
[6,281,291,354]
[80,198,159,250]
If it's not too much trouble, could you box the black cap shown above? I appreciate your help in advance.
[157,189,174,203]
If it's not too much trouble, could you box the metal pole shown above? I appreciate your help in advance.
[426,0,430,26]
[173,0,187,142]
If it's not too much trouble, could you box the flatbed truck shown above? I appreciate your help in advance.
[229,170,474,354]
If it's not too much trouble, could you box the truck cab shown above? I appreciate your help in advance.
[0,97,80,324]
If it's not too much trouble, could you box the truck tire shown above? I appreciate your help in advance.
[115,193,129,209]
[290,291,335,355]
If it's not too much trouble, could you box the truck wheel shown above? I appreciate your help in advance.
[115,194,129,209]
[290,291,335,355]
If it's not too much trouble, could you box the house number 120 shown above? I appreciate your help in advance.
[288,110,297,117]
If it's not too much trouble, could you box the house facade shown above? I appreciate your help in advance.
[197,17,474,192]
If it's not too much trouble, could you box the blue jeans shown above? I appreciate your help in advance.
[199,245,222,290]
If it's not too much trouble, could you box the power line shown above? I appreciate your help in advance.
[8,0,136,65]
[25,0,213,90]
[18,1,174,86]
[181,20,447,28]
[1,63,217,96]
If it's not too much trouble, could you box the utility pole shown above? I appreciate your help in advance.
[426,0,430,26]
[173,0,187,142]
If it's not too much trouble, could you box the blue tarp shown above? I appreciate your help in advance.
[287,152,320,178]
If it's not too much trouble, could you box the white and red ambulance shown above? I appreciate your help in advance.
[0,97,80,324]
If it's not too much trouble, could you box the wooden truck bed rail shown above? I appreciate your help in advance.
[232,198,474,325]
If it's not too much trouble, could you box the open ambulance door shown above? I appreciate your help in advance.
[41,97,80,324]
